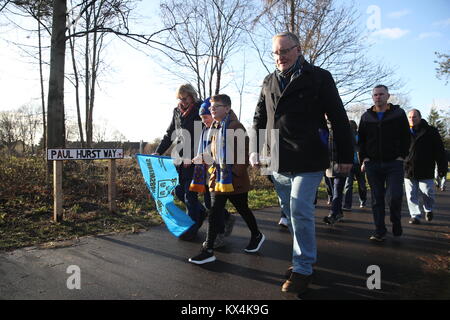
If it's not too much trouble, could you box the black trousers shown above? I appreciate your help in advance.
[206,192,259,250]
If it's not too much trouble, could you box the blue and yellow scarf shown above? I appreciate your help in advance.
[189,114,234,193]
[213,114,234,193]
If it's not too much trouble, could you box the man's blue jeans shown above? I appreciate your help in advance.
[364,160,404,236]
[272,171,323,276]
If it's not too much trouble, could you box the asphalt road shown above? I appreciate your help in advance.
[1,189,449,300]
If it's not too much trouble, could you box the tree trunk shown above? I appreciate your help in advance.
[85,7,91,147]
[37,5,47,158]
[290,0,295,33]
[69,33,85,147]
[47,0,67,150]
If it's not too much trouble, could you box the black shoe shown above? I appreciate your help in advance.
[342,207,352,212]
[409,217,420,225]
[323,213,343,225]
[369,234,386,242]
[392,223,403,237]
[188,248,216,265]
[179,228,198,241]
[425,212,433,222]
[245,232,265,253]
[360,201,367,208]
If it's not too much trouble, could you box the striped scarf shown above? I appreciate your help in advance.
[276,56,303,91]
[189,127,212,193]
[178,102,194,118]
[213,113,234,193]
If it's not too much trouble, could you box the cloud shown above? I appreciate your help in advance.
[371,28,409,39]
[433,18,450,27]
[388,9,412,19]
[418,32,442,40]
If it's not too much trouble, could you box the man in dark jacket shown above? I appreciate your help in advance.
[153,83,206,240]
[358,85,410,242]
[250,32,353,295]
[404,109,448,224]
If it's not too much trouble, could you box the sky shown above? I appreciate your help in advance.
[0,0,449,144]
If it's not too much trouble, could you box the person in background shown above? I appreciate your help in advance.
[342,120,367,211]
[323,116,353,225]
[404,109,447,224]
[358,85,410,242]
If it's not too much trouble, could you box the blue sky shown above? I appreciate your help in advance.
[0,0,449,142]
[353,0,450,113]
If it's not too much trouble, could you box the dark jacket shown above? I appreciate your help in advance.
[209,110,250,195]
[156,102,202,160]
[358,104,410,162]
[326,120,353,178]
[252,59,353,173]
[404,119,448,180]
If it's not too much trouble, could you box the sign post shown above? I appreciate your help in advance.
[54,160,63,222]
[47,148,124,222]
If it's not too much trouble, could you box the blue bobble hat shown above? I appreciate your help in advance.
[199,97,211,116]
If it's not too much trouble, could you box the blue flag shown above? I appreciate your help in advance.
[136,154,195,237]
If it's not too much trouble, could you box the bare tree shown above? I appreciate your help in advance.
[16,104,42,154]
[0,111,20,155]
[158,0,253,99]
[252,0,403,105]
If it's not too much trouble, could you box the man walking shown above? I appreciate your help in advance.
[358,85,410,242]
[250,32,353,294]
[404,109,447,224]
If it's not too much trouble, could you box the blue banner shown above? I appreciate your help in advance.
[136,154,195,237]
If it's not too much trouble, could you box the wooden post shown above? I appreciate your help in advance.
[53,160,63,222]
[108,159,117,213]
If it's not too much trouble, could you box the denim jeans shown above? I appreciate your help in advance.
[365,160,404,236]
[175,165,206,234]
[404,178,435,219]
[343,164,367,208]
[272,171,324,276]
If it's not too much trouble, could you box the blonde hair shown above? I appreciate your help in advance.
[176,83,199,102]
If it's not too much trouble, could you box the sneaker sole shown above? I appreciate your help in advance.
[369,236,386,242]
[188,256,216,265]
[244,234,265,253]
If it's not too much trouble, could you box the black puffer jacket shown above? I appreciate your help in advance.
[404,119,448,180]
[252,59,353,173]
[358,104,410,162]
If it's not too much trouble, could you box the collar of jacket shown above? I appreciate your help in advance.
[370,104,392,113]
[412,119,430,139]
[367,103,398,115]
[271,58,314,96]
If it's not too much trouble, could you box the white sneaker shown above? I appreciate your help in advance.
[278,217,288,228]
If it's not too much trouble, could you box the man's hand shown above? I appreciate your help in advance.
[361,158,369,173]
[249,152,260,167]
[337,163,352,175]
[192,154,203,164]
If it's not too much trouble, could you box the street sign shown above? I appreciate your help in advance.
[47,148,124,161]
[46,148,124,222]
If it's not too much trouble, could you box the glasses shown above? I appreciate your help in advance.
[208,104,228,110]
[272,45,298,57]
